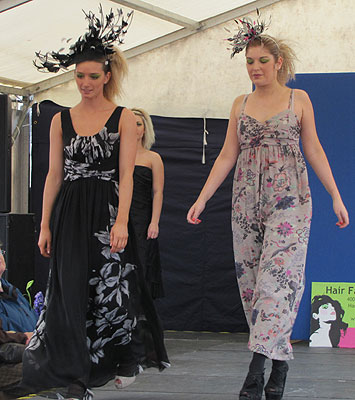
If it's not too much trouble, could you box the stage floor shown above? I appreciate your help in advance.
[33,331,355,399]
[93,331,355,400]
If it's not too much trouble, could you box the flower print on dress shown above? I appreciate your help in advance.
[273,257,285,267]
[115,263,136,306]
[276,222,294,238]
[26,274,50,352]
[273,172,290,192]
[64,158,115,182]
[249,135,262,148]
[251,344,269,356]
[275,195,296,210]
[236,168,244,182]
[87,336,105,364]
[262,260,274,272]
[235,261,245,279]
[88,328,135,363]
[287,279,301,311]
[239,117,264,148]
[242,288,254,302]
[251,309,259,325]
[271,267,289,290]
[109,318,138,347]
[260,310,276,322]
[95,307,129,334]
[245,169,256,186]
[65,128,119,164]
[26,318,46,353]
[260,193,270,208]
[299,192,311,205]
[89,263,118,296]
[94,227,121,262]
[90,318,137,352]
[296,226,310,244]
[270,240,297,258]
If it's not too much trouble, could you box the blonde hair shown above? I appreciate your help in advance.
[131,108,155,150]
[246,35,296,85]
[104,47,128,101]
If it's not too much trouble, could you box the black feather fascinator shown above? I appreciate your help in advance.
[226,9,270,58]
[34,4,133,73]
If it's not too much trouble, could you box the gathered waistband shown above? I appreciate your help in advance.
[239,138,299,151]
[64,159,117,182]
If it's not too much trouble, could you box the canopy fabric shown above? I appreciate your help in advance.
[0,0,280,95]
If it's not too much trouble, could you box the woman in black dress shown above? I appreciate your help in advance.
[130,108,165,299]
[5,7,169,400]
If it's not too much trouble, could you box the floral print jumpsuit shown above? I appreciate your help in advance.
[232,90,312,360]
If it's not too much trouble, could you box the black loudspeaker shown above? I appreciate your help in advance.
[0,213,36,292]
[0,95,12,213]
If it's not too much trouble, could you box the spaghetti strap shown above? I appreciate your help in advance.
[288,89,294,111]
[240,94,249,116]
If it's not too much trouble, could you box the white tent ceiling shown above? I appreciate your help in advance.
[0,0,281,96]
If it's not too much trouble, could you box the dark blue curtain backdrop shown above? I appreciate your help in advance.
[151,116,247,332]
[288,73,355,339]
[30,103,249,334]
[30,72,354,339]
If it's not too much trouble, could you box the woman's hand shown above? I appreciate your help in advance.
[38,227,52,258]
[187,199,205,224]
[110,221,128,253]
[147,222,159,239]
[333,198,349,228]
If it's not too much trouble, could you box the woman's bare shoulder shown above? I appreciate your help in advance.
[147,150,163,166]
[232,94,247,118]
[293,88,311,103]
[233,94,247,107]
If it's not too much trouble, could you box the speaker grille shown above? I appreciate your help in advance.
[0,213,36,292]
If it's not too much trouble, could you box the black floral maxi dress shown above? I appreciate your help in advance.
[20,107,170,394]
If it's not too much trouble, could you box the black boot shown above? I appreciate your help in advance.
[264,361,289,400]
[239,370,264,400]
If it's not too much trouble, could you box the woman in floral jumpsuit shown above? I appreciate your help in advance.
[187,32,348,400]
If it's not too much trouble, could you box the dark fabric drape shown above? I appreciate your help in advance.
[30,101,248,333]
[30,101,68,293]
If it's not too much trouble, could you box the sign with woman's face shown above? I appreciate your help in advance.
[310,282,355,348]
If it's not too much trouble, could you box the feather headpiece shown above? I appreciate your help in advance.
[226,9,270,58]
[34,4,133,72]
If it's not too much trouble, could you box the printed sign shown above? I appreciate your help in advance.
[310,282,355,348]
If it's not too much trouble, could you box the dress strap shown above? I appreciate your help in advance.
[111,106,124,124]
[60,109,75,139]
[240,94,249,115]
[106,106,124,132]
[288,89,295,111]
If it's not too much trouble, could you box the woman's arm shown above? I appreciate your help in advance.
[110,108,137,252]
[38,113,64,257]
[187,96,242,224]
[298,89,349,228]
[147,152,164,239]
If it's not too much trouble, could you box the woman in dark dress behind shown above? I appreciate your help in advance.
[130,108,165,299]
